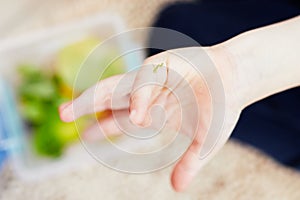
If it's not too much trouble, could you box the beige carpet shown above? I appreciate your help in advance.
[1,0,300,199]
[1,141,300,200]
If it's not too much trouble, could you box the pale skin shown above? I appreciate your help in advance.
[59,16,300,192]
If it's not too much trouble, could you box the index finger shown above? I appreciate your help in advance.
[59,72,136,122]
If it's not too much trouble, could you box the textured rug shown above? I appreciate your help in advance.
[1,141,300,200]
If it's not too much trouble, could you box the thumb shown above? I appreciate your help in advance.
[171,140,202,192]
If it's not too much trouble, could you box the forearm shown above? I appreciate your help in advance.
[211,15,300,109]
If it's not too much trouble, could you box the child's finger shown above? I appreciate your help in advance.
[129,62,167,126]
[83,112,123,141]
[59,73,134,122]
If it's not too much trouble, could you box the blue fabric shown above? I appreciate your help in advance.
[0,108,8,170]
[149,0,300,169]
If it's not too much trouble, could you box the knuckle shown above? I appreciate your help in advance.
[143,57,152,65]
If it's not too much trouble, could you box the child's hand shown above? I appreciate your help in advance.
[59,47,242,192]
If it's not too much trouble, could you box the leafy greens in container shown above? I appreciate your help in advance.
[17,37,125,157]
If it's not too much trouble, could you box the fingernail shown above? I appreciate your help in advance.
[130,109,145,126]
[130,110,137,120]
[130,109,143,125]
[59,104,73,122]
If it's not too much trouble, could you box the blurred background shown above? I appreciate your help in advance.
[0,0,300,200]
[0,0,189,39]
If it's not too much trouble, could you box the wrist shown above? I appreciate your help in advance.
[205,44,244,112]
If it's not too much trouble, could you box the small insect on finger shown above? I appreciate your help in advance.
[152,63,164,73]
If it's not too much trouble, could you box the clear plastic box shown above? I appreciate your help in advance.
[0,13,144,181]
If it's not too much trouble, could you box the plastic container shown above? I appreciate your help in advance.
[0,13,144,181]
